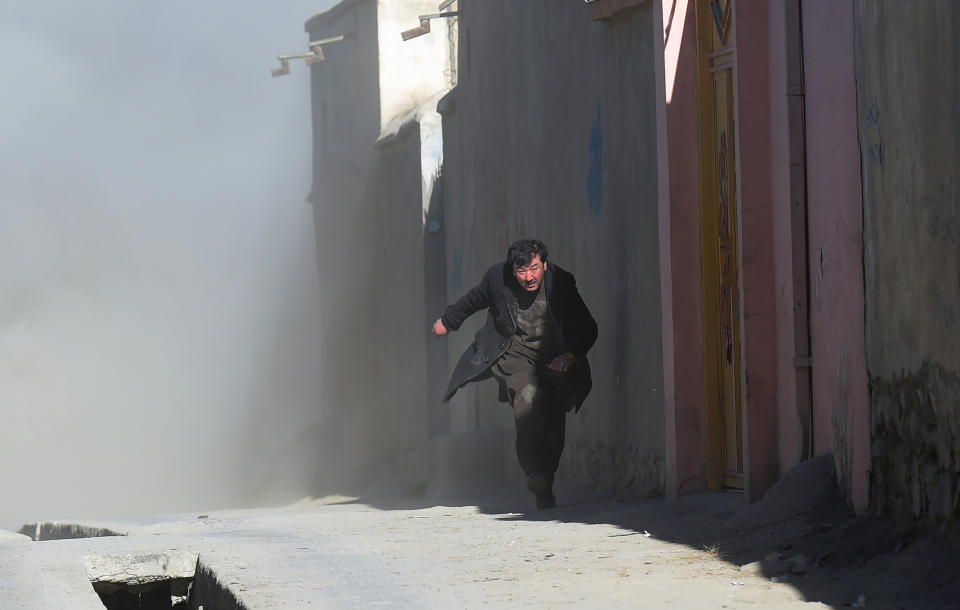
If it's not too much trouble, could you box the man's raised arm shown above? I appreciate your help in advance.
[432,271,492,337]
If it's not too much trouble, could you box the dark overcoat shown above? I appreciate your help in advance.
[440,262,598,412]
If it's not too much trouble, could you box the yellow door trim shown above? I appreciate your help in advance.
[695,0,743,491]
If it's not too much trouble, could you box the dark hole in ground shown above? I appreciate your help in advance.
[84,552,197,610]
[92,583,192,610]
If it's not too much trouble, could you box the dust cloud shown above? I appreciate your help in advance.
[0,1,337,530]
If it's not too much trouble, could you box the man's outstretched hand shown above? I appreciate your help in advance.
[432,318,448,337]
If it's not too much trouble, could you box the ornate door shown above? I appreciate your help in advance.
[697,0,743,489]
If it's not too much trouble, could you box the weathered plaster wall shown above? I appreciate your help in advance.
[307,1,381,191]
[306,0,386,487]
[440,0,665,498]
[656,0,707,497]
[855,0,960,523]
[733,2,780,501]
[376,0,451,130]
[801,0,869,514]
[768,0,802,477]
[372,119,430,492]
[371,95,450,493]
[305,1,453,491]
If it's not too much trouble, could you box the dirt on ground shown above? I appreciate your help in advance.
[716,460,960,609]
[4,455,957,608]
[340,453,959,608]
[512,455,960,609]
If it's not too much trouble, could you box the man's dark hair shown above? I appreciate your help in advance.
[507,239,549,267]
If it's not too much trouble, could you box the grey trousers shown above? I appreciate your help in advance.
[491,352,567,486]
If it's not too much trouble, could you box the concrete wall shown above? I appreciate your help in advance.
[440,0,665,498]
[369,93,452,494]
[376,0,452,130]
[662,0,870,509]
[307,1,381,192]
[304,1,454,491]
[306,0,386,489]
[733,1,780,501]
[855,1,960,523]
[728,0,870,512]
[768,0,806,480]
[371,113,429,493]
[657,0,707,497]
[801,0,869,514]
[771,0,873,514]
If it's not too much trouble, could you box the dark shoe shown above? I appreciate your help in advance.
[526,472,550,496]
[526,472,556,509]
[535,492,557,510]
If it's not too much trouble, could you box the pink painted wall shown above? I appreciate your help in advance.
[658,0,868,511]
[767,1,807,474]
[800,0,870,514]
[657,0,707,497]
[734,1,781,502]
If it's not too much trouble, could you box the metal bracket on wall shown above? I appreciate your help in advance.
[401,0,459,41]
[270,35,345,77]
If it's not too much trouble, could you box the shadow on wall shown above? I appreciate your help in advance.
[870,362,960,526]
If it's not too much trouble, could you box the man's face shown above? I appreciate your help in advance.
[513,255,547,292]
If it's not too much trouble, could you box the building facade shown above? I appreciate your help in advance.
[303,0,960,524]
[301,0,452,493]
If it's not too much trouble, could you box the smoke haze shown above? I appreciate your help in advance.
[0,1,335,529]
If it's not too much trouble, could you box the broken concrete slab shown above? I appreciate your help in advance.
[83,550,198,590]
[84,551,199,609]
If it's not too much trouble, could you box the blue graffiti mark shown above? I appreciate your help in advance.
[868,143,885,169]
[865,100,883,169]
[587,105,603,216]
[866,101,880,126]
[450,247,462,294]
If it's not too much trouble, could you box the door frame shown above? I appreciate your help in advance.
[695,0,744,491]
